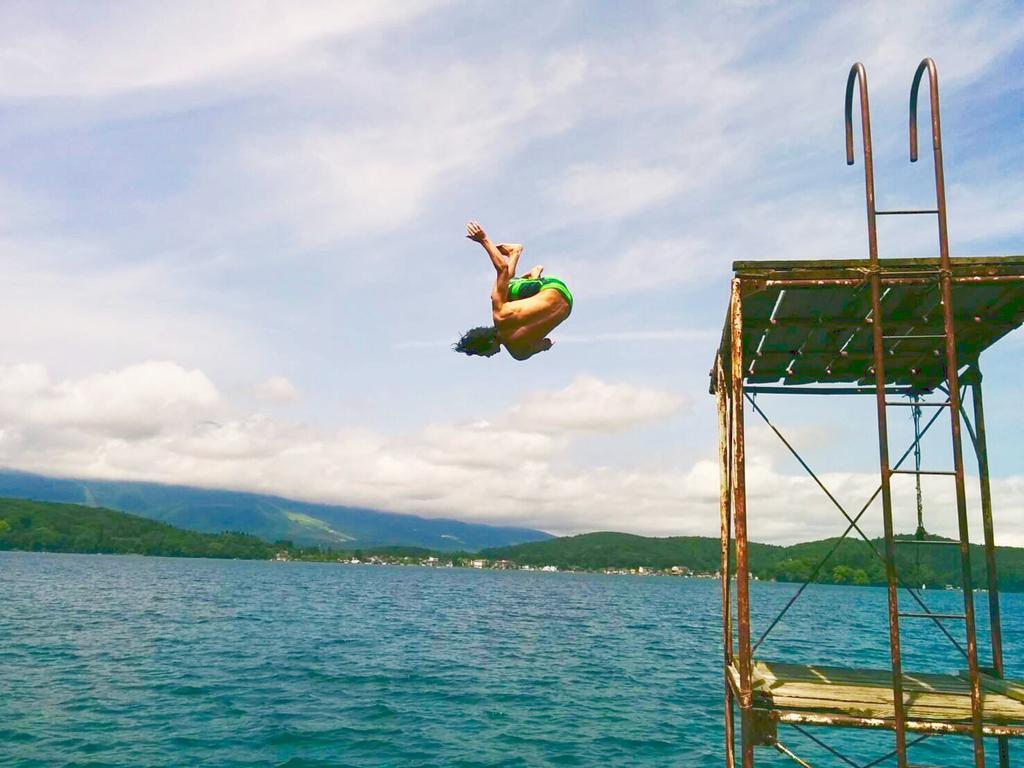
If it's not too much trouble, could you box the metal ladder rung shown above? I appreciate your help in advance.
[899,612,966,620]
[884,401,950,407]
[891,469,956,476]
[875,209,939,215]
[894,539,961,546]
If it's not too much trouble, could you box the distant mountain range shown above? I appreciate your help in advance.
[0,469,551,551]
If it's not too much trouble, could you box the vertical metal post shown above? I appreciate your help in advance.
[911,57,985,766]
[729,278,754,768]
[717,355,736,768]
[970,371,1009,768]
[847,61,908,767]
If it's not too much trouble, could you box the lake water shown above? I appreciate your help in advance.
[2,552,1021,767]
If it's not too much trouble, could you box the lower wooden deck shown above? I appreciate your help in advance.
[728,661,1024,737]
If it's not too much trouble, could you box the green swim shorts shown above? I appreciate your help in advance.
[507,276,573,310]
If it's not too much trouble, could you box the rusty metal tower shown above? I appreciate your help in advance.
[711,59,1024,767]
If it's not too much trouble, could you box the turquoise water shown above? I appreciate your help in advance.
[2,552,1021,766]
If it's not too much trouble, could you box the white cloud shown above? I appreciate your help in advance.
[949,178,1024,248]
[197,51,588,245]
[0,1,442,100]
[547,163,685,222]
[504,375,687,434]
[0,253,251,374]
[0,360,1020,546]
[556,328,720,344]
[0,361,221,439]
[561,237,711,297]
[0,181,58,233]
[254,375,300,403]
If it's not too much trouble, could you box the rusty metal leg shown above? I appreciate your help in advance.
[970,371,1009,768]
[912,57,985,765]
[848,60,908,767]
[869,268,910,768]
[941,298,985,768]
[717,356,736,768]
[729,278,754,768]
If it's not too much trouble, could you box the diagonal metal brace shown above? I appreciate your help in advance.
[861,734,930,768]
[746,393,966,657]
[791,724,861,768]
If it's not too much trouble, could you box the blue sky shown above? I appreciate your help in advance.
[0,1,1021,543]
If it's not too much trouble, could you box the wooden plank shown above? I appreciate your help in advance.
[758,685,1024,721]
[763,707,1024,738]
[747,662,1024,727]
[760,694,1024,724]
[757,681,1024,715]
[763,694,966,721]
[726,663,742,699]
[963,670,1024,704]
[754,662,972,694]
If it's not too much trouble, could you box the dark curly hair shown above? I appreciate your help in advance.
[454,326,500,357]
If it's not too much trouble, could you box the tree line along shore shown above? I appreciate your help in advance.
[2,497,1023,591]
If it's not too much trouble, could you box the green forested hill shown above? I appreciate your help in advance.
[0,498,277,559]
[482,532,783,572]
[484,531,1024,591]
[4,497,1024,592]
[770,534,1024,592]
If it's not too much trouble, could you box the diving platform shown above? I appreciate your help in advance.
[728,255,1024,389]
[710,58,1024,768]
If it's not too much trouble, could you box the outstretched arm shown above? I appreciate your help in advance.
[466,221,508,275]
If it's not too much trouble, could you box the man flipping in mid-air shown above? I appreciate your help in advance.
[454,221,573,361]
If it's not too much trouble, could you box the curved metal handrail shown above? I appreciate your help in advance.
[845,62,871,167]
[908,57,950,269]
[909,57,940,163]
[844,63,878,265]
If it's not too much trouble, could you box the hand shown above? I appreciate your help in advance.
[466,221,487,242]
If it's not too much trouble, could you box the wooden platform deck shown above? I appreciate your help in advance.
[728,661,1024,737]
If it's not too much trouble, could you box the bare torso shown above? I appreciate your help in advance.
[494,290,571,360]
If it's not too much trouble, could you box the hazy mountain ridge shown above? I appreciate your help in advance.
[0,469,551,551]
